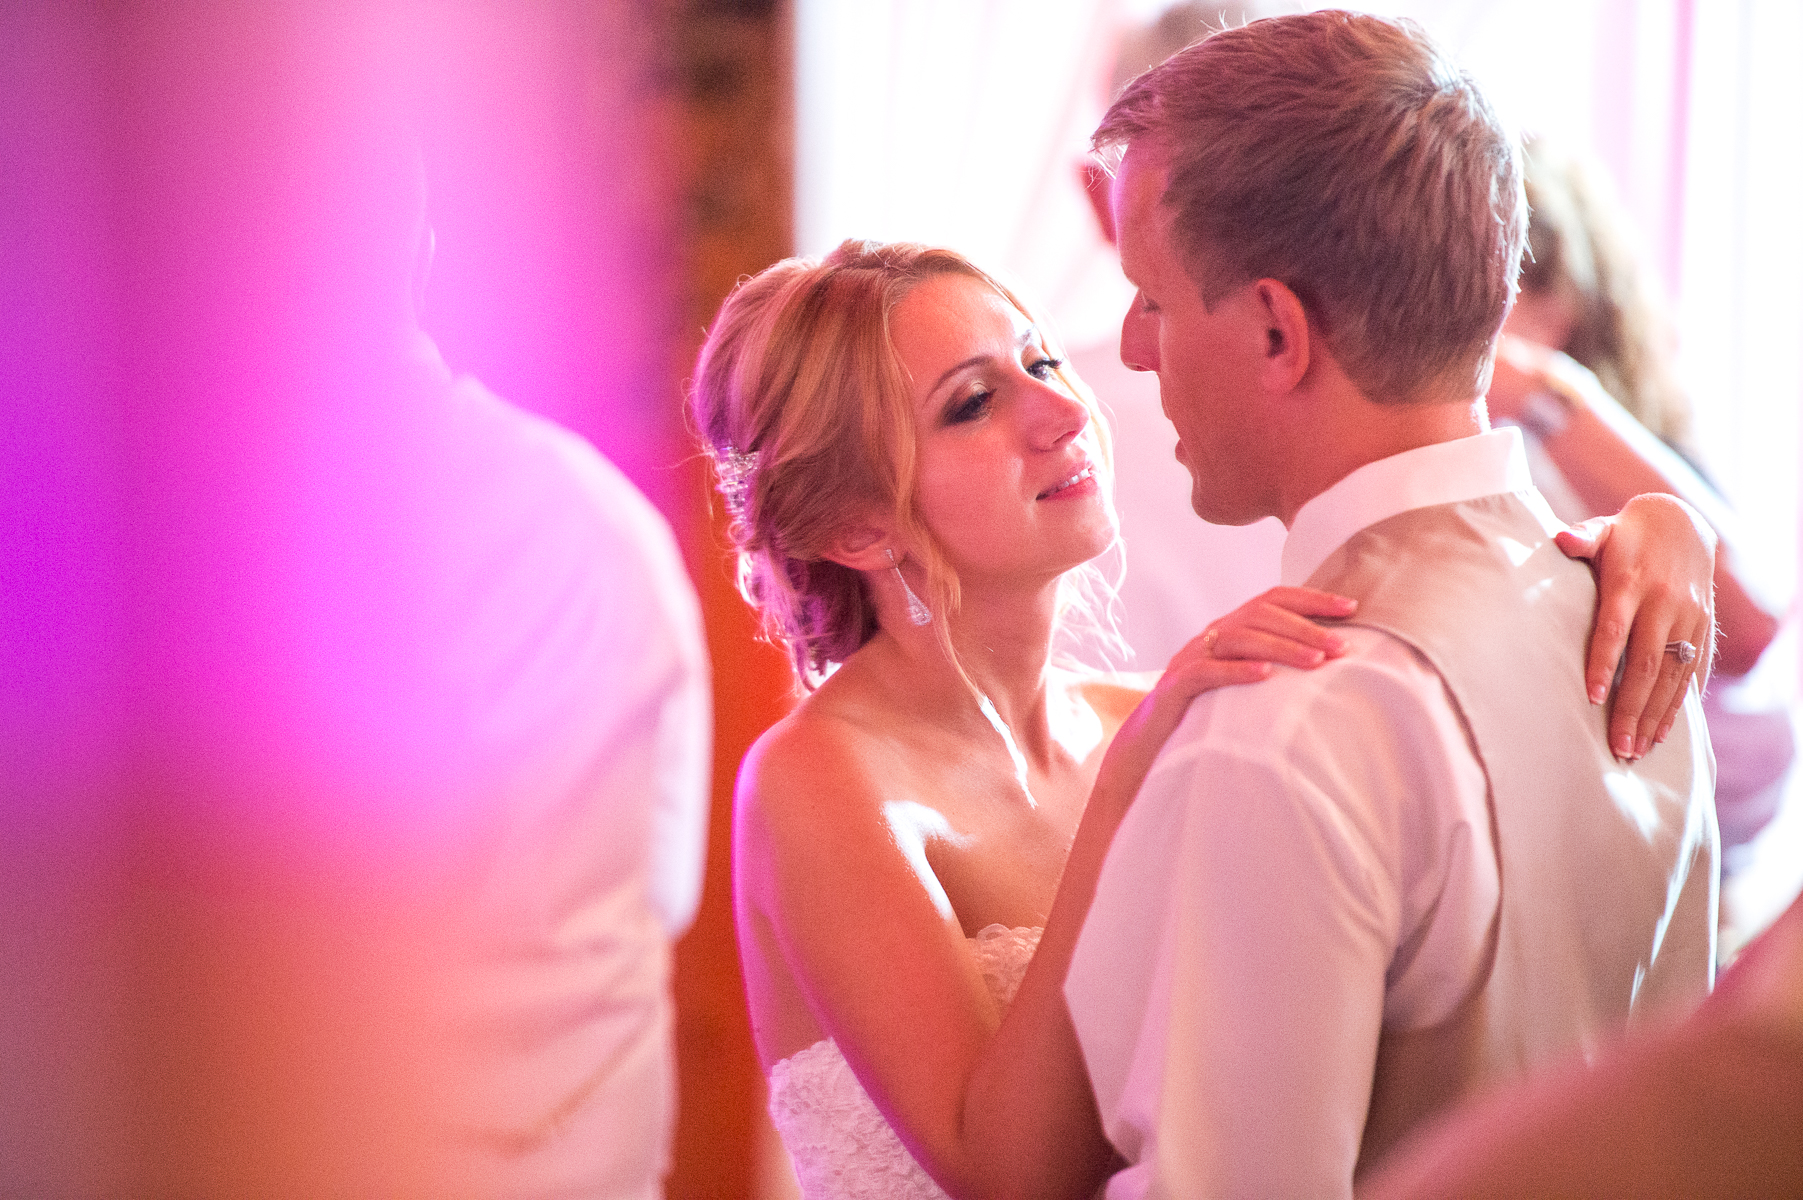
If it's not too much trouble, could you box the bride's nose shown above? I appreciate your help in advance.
[1024,374,1089,451]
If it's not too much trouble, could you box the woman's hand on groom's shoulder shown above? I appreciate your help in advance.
[1555,494,1716,761]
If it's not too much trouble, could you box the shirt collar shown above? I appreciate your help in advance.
[1280,428,1533,585]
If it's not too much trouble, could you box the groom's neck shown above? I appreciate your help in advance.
[1269,385,1489,529]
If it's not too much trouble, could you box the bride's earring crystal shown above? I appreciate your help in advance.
[886,549,932,626]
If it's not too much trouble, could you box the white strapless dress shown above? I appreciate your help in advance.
[767,924,1043,1200]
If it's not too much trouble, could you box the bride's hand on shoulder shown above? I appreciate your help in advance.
[1555,492,1716,760]
[1169,585,1360,684]
[1098,587,1358,808]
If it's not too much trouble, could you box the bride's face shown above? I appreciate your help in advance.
[889,273,1116,586]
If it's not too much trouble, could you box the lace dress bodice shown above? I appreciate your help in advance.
[767,924,1043,1200]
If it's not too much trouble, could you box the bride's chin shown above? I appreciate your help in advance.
[1073,516,1122,567]
[1042,518,1118,574]
[949,518,1121,596]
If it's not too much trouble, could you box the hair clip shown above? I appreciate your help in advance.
[712,445,759,519]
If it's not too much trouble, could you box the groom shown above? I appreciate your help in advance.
[1064,12,1718,1198]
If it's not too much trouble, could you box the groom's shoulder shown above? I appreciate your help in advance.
[1142,623,1484,850]
[1169,624,1463,767]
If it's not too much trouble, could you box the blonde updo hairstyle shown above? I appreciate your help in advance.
[691,239,1110,687]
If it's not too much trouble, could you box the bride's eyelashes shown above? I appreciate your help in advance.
[946,386,994,425]
[1027,355,1064,381]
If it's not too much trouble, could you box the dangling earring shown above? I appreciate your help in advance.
[887,549,932,626]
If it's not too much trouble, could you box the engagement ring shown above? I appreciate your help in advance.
[1664,640,1698,665]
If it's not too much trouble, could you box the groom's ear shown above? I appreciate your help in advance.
[822,521,895,573]
[1251,278,1312,393]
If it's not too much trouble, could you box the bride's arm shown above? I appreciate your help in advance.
[735,724,1003,1176]
[1557,492,1717,761]
[1493,337,1780,680]
[736,587,1356,1200]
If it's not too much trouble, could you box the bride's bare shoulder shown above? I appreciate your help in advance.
[737,667,907,823]
[733,667,932,924]
[1065,666,1156,728]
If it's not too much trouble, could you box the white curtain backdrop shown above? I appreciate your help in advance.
[794,0,1127,348]
[1679,0,1803,604]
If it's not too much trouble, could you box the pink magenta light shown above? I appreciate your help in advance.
[3,4,684,1190]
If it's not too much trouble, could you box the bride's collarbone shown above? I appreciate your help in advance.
[789,673,1098,828]
[780,714,1077,940]
[873,729,1090,819]
[903,764,1086,888]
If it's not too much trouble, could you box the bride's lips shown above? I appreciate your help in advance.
[1037,463,1098,500]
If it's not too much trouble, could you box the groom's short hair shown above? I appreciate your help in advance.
[1094,11,1526,406]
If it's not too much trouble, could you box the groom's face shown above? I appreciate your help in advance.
[1113,145,1274,526]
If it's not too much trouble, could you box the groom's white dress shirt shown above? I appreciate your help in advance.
[1067,429,1712,1199]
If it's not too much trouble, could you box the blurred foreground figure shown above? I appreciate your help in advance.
[1,5,706,1195]
[398,339,710,1194]
[1359,889,1803,1198]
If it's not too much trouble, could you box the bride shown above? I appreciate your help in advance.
[690,240,1711,1200]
